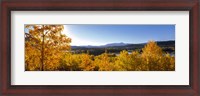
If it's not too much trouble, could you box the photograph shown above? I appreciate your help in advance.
[1,0,199,95]
[25,25,175,71]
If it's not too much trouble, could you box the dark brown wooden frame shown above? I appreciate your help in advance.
[0,0,199,96]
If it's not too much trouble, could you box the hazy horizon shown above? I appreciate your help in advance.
[71,39,175,46]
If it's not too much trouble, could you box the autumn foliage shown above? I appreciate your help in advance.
[25,25,175,71]
[25,25,71,71]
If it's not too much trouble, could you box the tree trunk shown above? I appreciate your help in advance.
[41,33,45,71]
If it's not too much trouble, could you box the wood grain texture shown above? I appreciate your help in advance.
[0,0,199,96]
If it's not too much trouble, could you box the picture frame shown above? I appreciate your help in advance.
[0,0,199,95]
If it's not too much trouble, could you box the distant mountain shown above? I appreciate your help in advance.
[71,45,101,49]
[71,40,175,49]
[104,42,128,47]
[71,40,175,56]
[71,42,128,48]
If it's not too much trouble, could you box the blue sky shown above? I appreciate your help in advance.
[62,25,175,46]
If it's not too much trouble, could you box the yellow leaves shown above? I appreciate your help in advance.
[59,53,95,71]
[140,41,175,71]
[142,41,163,57]
[25,25,175,71]
[25,25,71,71]
[25,41,41,71]
[79,54,95,71]
[93,53,116,71]
[26,40,175,71]
[114,50,141,71]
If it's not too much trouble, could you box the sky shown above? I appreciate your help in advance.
[62,25,175,46]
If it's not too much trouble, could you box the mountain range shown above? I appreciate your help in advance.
[71,40,175,49]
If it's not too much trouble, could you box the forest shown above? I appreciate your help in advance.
[71,40,175,56]
[25,25,175,71]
